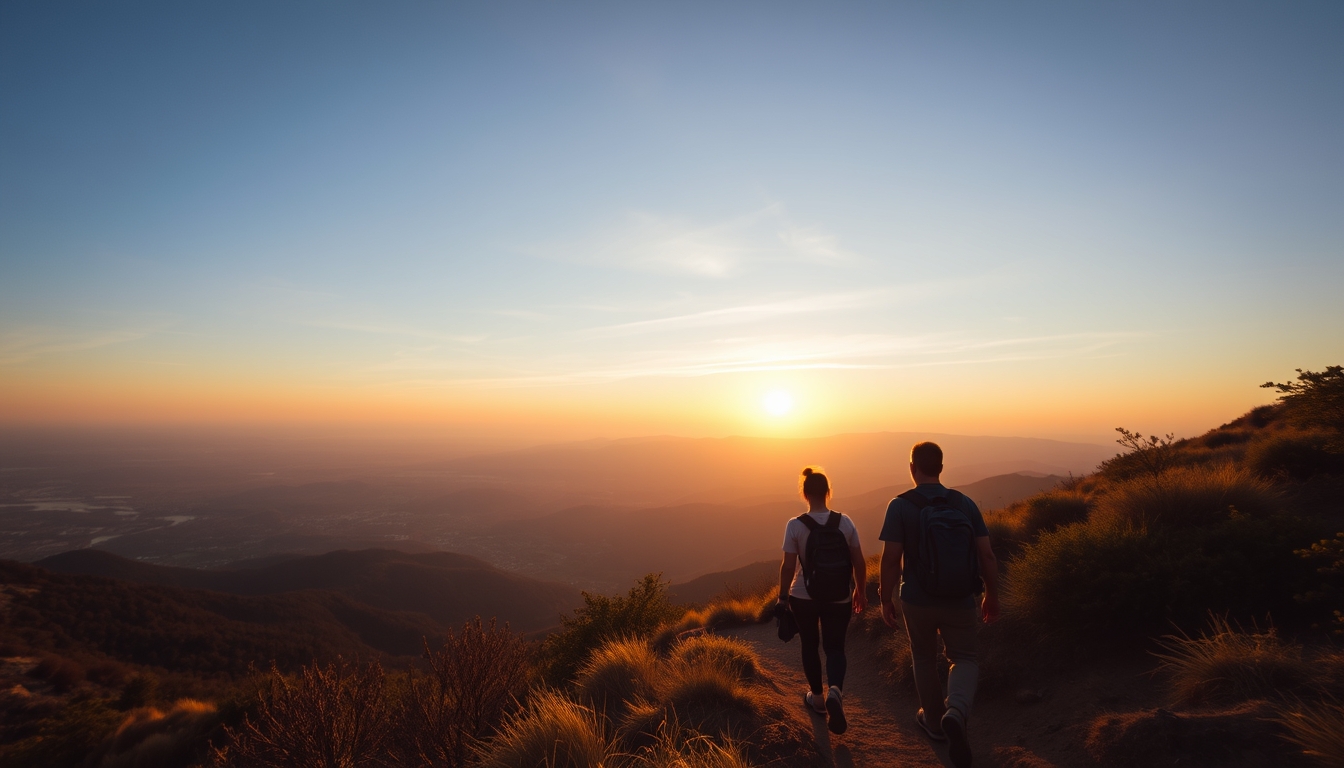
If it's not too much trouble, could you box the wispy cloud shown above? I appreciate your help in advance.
[534,204,856,278]
[0,325,158,365]
[580,289,890,337]
[426,330,1145,388]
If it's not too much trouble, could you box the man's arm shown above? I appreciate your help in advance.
[778,552,798,603]
[976,536,1000,623]
[879,541,903,628]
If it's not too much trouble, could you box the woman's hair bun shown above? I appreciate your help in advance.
[801,467,813,476]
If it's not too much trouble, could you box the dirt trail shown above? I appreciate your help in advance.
[730,621,953,768]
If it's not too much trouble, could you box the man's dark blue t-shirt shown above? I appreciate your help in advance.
[878,482,989,608]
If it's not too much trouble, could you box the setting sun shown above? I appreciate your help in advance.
[762,390,794,416]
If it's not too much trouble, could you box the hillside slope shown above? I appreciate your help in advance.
[35,548,582,632]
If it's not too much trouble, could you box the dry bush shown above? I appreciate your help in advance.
[621,662,769,747]
[653,593,773,648]
[1276,697,1344,768]
[96,699,218,768]
[1246,430,1344,481]
[1091,464,1278,530]
[996,490,1091,541]
[1086,701,1301,768]
[669,635,761,683]
[574,637,662,723]
[622,721,753,768]
[1154,615,1313,707]
[397,618,534,768]
[476,690,610,768]
[212,658,393,768]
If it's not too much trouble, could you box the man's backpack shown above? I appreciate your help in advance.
[798,512,853,602]
[900,489,981,599]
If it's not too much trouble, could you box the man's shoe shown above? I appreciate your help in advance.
[826,686,847,735]
[915,708,947,741]
[941,708,972,768]
[803,691,826,716]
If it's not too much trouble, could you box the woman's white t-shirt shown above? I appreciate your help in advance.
[782,510,860,602]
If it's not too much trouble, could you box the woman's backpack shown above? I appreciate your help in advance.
[798,512,853,602]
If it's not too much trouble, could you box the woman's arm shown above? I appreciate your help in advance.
[778,552,798,603]
[850,542,868,614]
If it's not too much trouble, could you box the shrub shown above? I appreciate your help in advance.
[669,635,762,683]
[1296,533,1344,638]
[0,695,123,768]
[397,618,534,768]
[1154,615,1312,707]
[1246,431,1344,481]
[1262,365,1344,432]
[544,574,681,684]
[1007,510,1316,638]
[622,662,768,745]
[212,658,393,768]
[117,672,159,710]
[574,638,661,722]
[96,699,219,768]
[653,593,773,648]
[996,490,1091,541]
[477,691,610,768]
[1276,697,1344,768]
[1091,464,1278,530]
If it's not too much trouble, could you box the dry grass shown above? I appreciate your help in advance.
[668,635,762,683]
[98,699,218,768]
[1092,464,1278,530]
[994,490,1092,541]
[477,690,611,768]
[653,593,773,648]
[620,661,771,748]
[575,638,662,722]
[1154,615,1312,707]
[621,721,753,768]
[1276,697,1344,768]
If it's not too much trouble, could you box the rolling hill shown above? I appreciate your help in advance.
[34,548,582,632]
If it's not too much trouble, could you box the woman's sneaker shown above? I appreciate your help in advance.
[803,691,826,716]
[915,708,947,741]
[826,686,847,734]
[941,707,972,768]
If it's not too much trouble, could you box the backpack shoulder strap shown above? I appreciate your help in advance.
[898,489,930,508]
[824,511,841,529]
[797,513,821,531]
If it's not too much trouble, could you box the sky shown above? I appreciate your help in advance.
[1,1,1341,444]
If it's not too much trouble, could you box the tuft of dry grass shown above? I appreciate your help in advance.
[621,720,754,768]
[990,489,1092,546]
[621,662,770,747]
[1091,464,1278,530]
[1153,614,1312,707]
[477,690,611,768]
[653,592,774,648]
[98,699,219,768]
[668,635,762,683]
[575,637,662,723]
[1276,697,1344,768]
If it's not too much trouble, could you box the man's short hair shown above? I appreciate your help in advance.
[911,442,943,477]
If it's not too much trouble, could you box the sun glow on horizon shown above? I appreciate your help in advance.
[762,390,795,417]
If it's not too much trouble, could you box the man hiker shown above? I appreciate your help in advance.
[879,441,999,768]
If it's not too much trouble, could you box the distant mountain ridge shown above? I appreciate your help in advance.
[35,548,582,632]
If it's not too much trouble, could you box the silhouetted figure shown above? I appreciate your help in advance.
[777,466,868,735]
[879,442,1000,768]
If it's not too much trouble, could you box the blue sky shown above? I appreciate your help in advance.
[1,2,1341,441]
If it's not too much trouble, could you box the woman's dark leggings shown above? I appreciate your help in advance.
[789,596,852,694]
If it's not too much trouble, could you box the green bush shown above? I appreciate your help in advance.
[997,490,1091,541]
[1008,511,1317,639]
[543,575,681,685]
[1296,532,1344,638]
[1090,465,1278,530]
[1246,431,1344,481]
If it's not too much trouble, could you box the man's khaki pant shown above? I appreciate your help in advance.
[901,600,980,721]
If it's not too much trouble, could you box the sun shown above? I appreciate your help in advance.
[762,390,794,416]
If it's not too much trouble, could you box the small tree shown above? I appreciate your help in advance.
[213,658,392,768]
[1112,427,1178,484]
[396,618,534,767]
[1262,365,1344,432]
